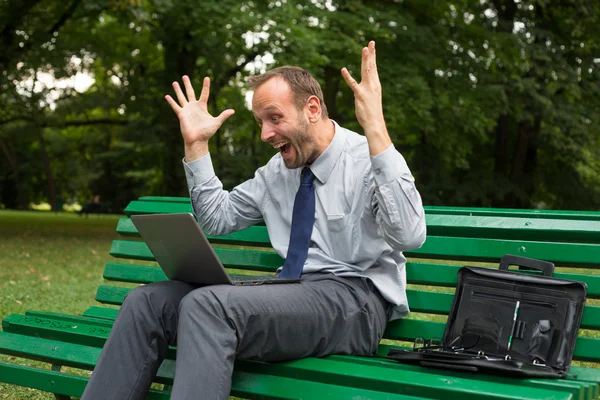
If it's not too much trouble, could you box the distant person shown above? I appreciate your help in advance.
[82,41,426,399]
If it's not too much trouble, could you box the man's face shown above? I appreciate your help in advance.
[252,77,319,169]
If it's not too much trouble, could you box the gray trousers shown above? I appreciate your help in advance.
[81,273,391,400]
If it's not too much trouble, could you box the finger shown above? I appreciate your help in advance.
[369,41,379,79]
[199,77,210,104]
[182,75,196,102]
[172,81,187,106]
[341,67,359,92]
[216,108,235,124]
[164,95,182,114]
[360,46,369,81]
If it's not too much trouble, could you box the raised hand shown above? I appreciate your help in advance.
[165,76,235,147]
[341,41,391,155]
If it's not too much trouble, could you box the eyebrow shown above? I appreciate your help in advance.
[253,105,283,120]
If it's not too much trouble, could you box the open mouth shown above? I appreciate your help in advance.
[273,142,291,156]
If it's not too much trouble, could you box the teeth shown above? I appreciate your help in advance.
[272,142,289,149]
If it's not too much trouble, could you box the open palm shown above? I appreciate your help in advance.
[165,76,235,146]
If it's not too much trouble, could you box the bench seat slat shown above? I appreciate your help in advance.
[0,335,422,400]
[11,310,597,397]
[2,313,177,360]
[377,345,600,387]
[383,318,600,362]
[237,357,574,400]
[0,331,579,400]
[103,262,167,283]
[23,311,115,326]
[322,356,595,399]
[0,362,170,400]
[327,353,596,391]
[82,306,119,320]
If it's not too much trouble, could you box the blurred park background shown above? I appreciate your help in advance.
[1,0,599,213]
[1,1,600,398]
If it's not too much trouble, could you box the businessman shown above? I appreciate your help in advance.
[82,41,426,399]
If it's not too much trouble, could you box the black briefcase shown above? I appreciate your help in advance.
[387,255,587,378]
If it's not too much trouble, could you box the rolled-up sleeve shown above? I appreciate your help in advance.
[183,153,265,236]
[369,144,426,251]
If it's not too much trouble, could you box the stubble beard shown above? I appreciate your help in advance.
[283,117,317,169]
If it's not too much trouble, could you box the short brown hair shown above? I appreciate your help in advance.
[248,66,328,118]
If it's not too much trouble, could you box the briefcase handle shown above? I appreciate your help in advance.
[499,255,555,277]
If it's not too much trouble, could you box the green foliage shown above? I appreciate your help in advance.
[0,0,599,210]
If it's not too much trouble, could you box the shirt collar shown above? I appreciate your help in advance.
[308,120,345,184]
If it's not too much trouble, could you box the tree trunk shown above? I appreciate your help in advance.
[208,92,222,174]
[162,27,198,196]
[493,114,511,176]
[0,138,28,209]
[504,118,541,208]
[38,129,57,210]
[323,65,340,120]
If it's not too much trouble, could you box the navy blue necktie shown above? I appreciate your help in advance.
[279,168,315,278]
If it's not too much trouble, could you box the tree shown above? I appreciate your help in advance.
[1,0,598,211]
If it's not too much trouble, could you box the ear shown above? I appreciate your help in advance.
[305,95,322,123]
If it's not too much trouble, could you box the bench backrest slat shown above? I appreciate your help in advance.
[408,236,600,266]
[102,263,600,330]
[104,260,600,299]
[426,214,600,242]
[117,216,600,266]
[405,262,600,298]
[110,240,283,270]
[137,197,600,220]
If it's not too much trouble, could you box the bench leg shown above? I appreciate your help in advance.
[51,364,72,400]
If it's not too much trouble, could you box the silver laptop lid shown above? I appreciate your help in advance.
[130,213,234,285]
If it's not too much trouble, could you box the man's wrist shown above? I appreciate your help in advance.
[184,141,209,163]
[364,122,392,156]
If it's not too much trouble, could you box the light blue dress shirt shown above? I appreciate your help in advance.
[183,121,427,320]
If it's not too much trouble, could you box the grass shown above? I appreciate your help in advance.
[0,210,599,398]
[0,210,123,399]
[0,211,248,399]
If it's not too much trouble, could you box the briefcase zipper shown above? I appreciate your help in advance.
[471,291,557,308]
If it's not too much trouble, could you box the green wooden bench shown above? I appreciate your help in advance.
[1,196,600,399]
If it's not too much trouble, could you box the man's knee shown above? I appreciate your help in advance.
[122,281,193,318]
[178,286,232,325]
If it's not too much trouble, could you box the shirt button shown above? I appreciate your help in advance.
[304,261,308,265]
[375,169,381,175]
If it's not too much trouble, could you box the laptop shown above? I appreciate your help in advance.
[130,213,300,286]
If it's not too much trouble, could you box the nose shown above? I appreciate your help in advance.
[260,125,275,143]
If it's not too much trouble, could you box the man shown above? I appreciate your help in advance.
[82,41,426,399]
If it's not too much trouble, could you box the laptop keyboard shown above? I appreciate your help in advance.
[231,274,278,282]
